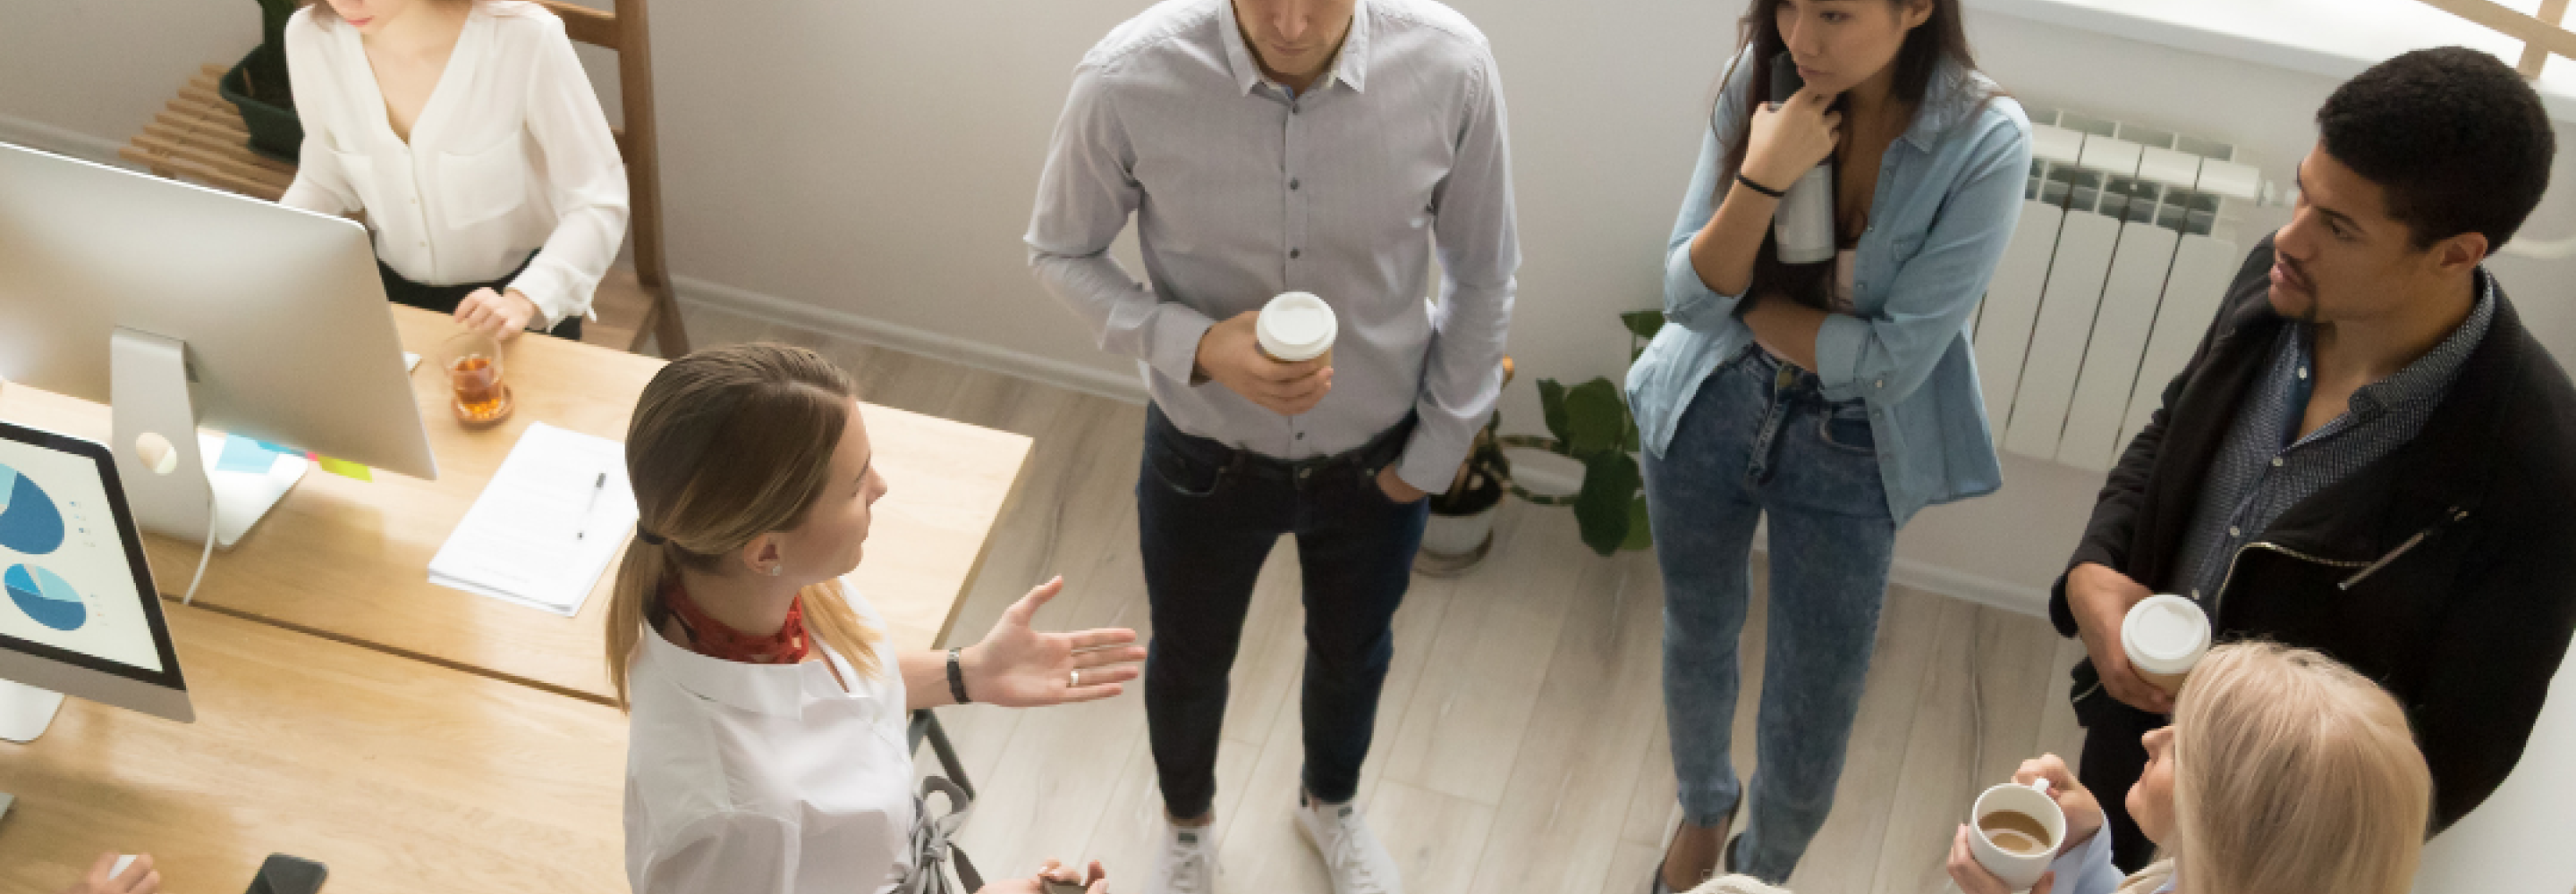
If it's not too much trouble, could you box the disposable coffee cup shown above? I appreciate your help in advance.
[1970,779,2066,891]
[2123,595,2210,696]
[1256,291,1337,365]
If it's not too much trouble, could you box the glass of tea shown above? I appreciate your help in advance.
[440,331,514,426]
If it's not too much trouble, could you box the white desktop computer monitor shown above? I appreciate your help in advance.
[0,419,191,747]
[0,140,436,547]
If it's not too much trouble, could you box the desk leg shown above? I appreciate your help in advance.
[908,709,976,801]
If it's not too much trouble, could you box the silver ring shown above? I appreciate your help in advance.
[1070,669,1082,687]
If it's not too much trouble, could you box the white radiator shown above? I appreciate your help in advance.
[1973,110,2269,473]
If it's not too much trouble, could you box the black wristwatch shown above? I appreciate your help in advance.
[946,647,972,704]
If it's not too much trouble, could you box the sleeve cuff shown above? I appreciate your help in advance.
[507,265,580,330]
[1394,422,1470,497]
[2047,822,2116,891]
[1147,305,1217,386]
[1812,312,1879,400]
[1664,245,1742,331]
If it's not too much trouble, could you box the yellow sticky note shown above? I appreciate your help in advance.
[316,457,373,482]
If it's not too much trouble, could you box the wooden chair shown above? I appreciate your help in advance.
[119,0,691,357]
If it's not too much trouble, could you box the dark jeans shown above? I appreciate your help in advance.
[1138,404,1428,819]
[377,252,580,341]
[2073,670,2165,872]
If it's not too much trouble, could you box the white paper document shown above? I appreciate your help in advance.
[427,422,636,616]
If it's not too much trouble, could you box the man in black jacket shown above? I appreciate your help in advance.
[2053,47,2576,872]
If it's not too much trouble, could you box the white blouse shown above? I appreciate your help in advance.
[279,0,628,329]
[623,586,918,894]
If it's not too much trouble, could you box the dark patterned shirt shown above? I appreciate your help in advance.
[2174,271,2496,606]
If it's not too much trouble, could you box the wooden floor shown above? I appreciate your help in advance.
[679,303,2091,894]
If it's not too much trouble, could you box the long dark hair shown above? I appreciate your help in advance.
[1717,0,1984,308]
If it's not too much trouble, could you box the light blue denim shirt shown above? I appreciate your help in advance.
[1626,48,2030,525]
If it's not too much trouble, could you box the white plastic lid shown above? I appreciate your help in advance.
[2123,595,2211,674]
[1257,291,1337,362]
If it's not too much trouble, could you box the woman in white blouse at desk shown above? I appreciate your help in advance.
[611,343,1138,894]
[281,0,626,341]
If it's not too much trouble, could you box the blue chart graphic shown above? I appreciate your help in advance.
[4,565,85,632]
[0,463,66,555]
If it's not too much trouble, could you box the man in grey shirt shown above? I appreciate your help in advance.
[1026,1,1516,891]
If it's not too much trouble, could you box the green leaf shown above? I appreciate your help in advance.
[1537,378,1571,451]
[1621,309,1668,341]
[1573,451,1642,556]
[1562,377,1626,459]
[1621,495,1655,551]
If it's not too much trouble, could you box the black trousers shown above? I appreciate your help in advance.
[2074,672,2165,873]
[377,252,580,341]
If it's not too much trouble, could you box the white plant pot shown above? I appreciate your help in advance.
[1415,504,1498,576]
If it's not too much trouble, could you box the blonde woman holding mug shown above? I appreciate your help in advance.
[1946,641,2432,894]
[281,0,626,340]
[612,344,1145,894]
[1688,642,2433,894]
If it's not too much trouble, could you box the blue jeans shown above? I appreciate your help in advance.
[1137,405,1429,819]
[1642,348,1899,884]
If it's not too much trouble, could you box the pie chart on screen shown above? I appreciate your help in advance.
[0,463,67,555]
[4,565,84,632]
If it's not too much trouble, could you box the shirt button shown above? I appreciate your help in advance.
[2271,457,2284,468]
[1874,378,1885,389]
[2298,367,2310,380]
[1290,178,1301,190]
[1291,249,1302,259]
[2229,526,2241,537]
[2192,588,2203,600]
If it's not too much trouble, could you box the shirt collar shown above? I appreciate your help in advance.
[2323,268,2496,417]
[640,616,856,718]
[1898,60,1991,152]
[1217,0,1371,97]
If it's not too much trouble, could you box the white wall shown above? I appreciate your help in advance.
[3,1,2572,890]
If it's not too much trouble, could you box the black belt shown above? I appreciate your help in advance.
[1148,404,1414,484]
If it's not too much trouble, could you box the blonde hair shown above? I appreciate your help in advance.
[2166,642,2432,894]
[605,343,882,708]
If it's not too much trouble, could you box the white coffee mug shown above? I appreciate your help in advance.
[1969,778,2066,891]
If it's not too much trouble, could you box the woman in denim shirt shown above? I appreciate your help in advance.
[1631,0,2029,888]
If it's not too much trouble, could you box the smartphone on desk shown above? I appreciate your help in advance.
[245,854,326,894]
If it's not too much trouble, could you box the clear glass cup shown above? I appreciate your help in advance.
[440,331,513,426]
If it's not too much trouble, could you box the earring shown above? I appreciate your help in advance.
[767,563,783,577]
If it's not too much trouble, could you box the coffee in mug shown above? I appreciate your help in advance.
[1977,810,2054,856]
[1969,779,2065,890]
[2123,595,2211,696]
[1257,291,1337,366]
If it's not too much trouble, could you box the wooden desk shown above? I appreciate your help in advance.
[0,307,1033,703]
[0,604,627,894]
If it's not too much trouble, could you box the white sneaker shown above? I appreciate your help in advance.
[1148,821,1219,894]
[1295,795,1402,894]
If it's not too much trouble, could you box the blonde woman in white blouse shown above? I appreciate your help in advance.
[281,0,627,340]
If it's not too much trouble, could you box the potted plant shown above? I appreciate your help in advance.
[220,0,305,161]
[1498,308,1665,557]
[1415,371,1513,577]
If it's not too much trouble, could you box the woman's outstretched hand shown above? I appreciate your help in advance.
[965,578,1145,708]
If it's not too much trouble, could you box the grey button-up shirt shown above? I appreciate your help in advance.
[2174,271,2497,604]
[1025,0,1520,493]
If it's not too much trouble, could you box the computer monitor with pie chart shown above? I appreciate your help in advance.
[0,417,191,753]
